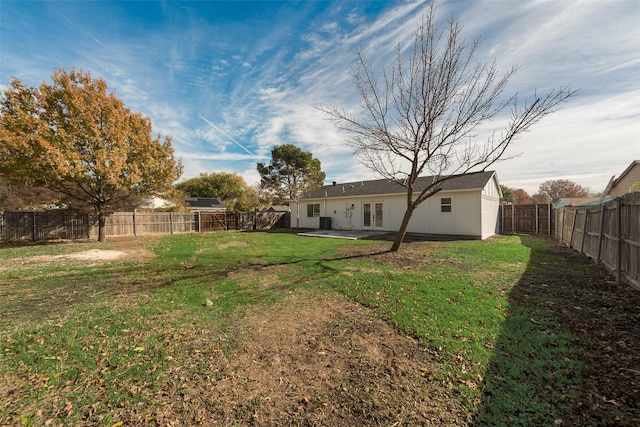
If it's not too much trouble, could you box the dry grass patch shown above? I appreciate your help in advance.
[150,291,468,426]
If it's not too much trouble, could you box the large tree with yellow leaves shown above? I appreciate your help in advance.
[0,68,182,241]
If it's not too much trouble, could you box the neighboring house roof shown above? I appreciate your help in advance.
[267,205,290,212]
[554,197,611,209]
[303,171,497,200]
[185,197,226,211]
[608,160,640,198]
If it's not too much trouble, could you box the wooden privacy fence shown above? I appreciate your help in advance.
[500,204,553,235]
[106,212,199,236]
[555,192,640,288]
[0,210,290,242]
[0,210,91,241]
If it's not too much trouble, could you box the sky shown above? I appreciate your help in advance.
[1,0,638,195]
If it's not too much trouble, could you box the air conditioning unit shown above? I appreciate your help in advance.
[319,217,332,230]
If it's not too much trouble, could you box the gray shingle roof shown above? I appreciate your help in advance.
[303,171,496,200]
[186,197,226,210]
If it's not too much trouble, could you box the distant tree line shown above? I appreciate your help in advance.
[500,179,593,205]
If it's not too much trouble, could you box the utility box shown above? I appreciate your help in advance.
[319,217,332,230]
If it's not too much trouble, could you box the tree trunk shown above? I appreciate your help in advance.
[390,204,416,252]
[295,200,300,229]
[97,211,107,242]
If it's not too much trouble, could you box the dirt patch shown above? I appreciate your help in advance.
[335,239,446,272]
[30,249,125,262]
[5,248,155,270]
[1,236,158,271]
[153,292,468,426]
[218,241,249,250]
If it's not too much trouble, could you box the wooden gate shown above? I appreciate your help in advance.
[500,204,553,235]
[199,212,237,231]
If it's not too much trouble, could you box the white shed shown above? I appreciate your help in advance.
[291,171,502,240]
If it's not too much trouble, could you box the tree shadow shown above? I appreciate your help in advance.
[472,235,640,426]
[0,239,391,328]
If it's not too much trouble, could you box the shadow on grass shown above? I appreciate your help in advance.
[0,242,391,328]
[472,235,640,426]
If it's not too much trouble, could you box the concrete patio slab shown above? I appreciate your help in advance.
[297,230,388,240]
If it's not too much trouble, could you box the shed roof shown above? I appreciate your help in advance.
[185,197,226,210]
[303,171,496,200]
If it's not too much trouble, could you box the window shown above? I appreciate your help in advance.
[440,197,452,213]
[307,203,320,217]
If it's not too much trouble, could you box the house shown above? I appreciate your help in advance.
[267,205,290,213]
[185,197,226,212]
[607,160,640,198]
[554,196,611,209]
[291,171,502,240]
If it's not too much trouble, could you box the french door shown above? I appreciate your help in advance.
[363,202,383,229]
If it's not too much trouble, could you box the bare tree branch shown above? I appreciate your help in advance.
[319,3,576,251]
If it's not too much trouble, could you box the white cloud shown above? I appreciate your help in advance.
[2,0,637,194]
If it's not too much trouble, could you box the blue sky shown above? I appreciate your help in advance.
[1,0,638,195]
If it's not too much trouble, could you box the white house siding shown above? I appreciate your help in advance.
[294,190,487,238]
[481,178,501,239]
[293,172,502,239]
[406,190,482,237]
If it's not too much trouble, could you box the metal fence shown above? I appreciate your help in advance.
[0,210,290,242]
[554,192,640,289]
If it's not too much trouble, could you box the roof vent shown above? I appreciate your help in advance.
[324,191,328,197]
[342,186,345,193]
[332,181,336,186]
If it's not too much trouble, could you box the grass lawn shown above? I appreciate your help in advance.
[1,231,638,426]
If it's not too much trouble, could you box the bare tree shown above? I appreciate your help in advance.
[320,5,576,251]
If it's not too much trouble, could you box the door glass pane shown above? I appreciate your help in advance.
[363,203,371,227]
[375,203,383,228]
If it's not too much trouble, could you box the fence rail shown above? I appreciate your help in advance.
[554,193,640,289]
[0,210,290,242]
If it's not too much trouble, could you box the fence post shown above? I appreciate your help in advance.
[169,212,174,235]
[32,211,37,241]
[133,210,137,236]
[512,205,515,234]
[548,204,551,236]
[559,208,564,243]
[569,208,578,249]
[616,198,622,283]
[197,211,201,233]
[535,205,539,235]
[596,204,606,265]
[580,209,589,254]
